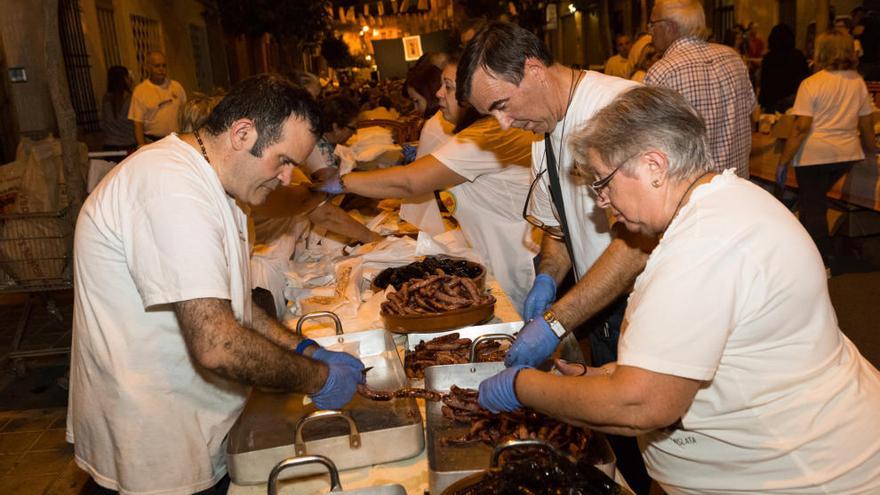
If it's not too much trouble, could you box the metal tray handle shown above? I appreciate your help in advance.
[469,333,515,362]
[294,410,361,456]
[267,454,342,495]
[295,311,343,336]
[490,439,566,467]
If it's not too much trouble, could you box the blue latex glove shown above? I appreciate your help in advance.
[312,348,366,376]
[311,174,345,195]
[401,143,418,163]
[522,274,557,322]
[309,361,365,410]
[478,365,529,413]
[505,317,560,367]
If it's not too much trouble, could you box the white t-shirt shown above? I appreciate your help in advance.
[620,170,880,494]
[604,54,632,79]
[792,70,874,167]
[128,79,187,137]
[432,117,540,311]
[416,111,455,159]
[68,135,253,494]
[529,71,639,277]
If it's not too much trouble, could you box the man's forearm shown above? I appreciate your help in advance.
[553,226,654,330]
[249,303,314,353]
[537,236,572,285]
[175,299,326,393]
[308,203,381,244]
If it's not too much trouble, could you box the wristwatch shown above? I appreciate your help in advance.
[543,309,567,339]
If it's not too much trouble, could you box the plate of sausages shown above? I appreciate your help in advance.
[380,269,496,333]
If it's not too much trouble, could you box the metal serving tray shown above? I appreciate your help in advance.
[226,327,424,485]
[424,362,615,495]
[267,455,405,495]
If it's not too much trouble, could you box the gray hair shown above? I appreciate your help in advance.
[656,0,708,40]
[569,86,712,182]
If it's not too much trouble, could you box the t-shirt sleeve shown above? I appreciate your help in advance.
[127,89,146,122]
[790,79,814,117]
[126,193,232,308]
[618,236,750,381]
[431,119,531,181]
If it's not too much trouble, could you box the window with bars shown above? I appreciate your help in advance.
[59,0,100,131]
[96,1,123,68]
[189,24,213,92]
[130,14,163,80]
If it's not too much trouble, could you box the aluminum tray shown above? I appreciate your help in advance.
[226,328,424,485]
[424,362,615,495]
[267,455,405,495]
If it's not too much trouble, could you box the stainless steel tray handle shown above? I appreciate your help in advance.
[267,454,342,495]
[295,311,343,336]
[294,410,361,456]
[490,439,566,467]
[469,333,515,362]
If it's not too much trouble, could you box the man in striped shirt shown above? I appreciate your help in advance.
[646,0,755,178]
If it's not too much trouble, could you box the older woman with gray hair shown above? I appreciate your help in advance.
[478,86,880,494]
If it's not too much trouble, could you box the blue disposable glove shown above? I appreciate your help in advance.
[478,365,529,413]
[401,143,418,163]
[505,317,560,367]
[309,361,365,410]
[311,174,345,195]
[522,274,557,322]
[312,348,366,376]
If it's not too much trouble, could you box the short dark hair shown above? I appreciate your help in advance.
[456,21,553,104]
[320,95,359,130]
[202,73,321,157]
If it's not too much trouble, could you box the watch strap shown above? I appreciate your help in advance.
[543,310,567,339]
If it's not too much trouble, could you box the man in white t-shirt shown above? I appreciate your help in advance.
[69,75,366,495]
[604,33,633,78]
[457,21,653,493]
[129,51,187,147]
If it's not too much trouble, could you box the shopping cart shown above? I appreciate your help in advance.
[0,207,73,374]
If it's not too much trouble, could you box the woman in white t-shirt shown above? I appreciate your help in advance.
[313,56,540,311]
[478,87,880,494]
[778,31,877,266]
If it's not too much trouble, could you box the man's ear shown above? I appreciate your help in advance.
[228,118,257,152]
[523,57,547,86]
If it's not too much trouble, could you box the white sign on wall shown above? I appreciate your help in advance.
[402,35,423,61]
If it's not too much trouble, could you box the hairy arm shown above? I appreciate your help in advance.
[342,155,467,198]
[516,365,700,436]
[133,121,146,148]
[552,224,655,330]
[308,203,382,244]
[778,115,813,167]
[174,298,327,393]
[537,235,573,285]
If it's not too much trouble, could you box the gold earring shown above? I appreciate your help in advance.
[652,179,661,188]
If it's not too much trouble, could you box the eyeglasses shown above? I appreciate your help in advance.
[648,18,672,29]
[522,167,565,240]
[588,152,640,197]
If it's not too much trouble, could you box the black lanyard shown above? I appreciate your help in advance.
[544,133,577,277]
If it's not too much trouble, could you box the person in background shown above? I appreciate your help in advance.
[358,95,401,121]
[178,92,225,134]
[101,66,136,153]
[128,51,187,147]
[303,95,360,181]
[604,33,633,78]
[758,23,810,114]
[314,54,541,312]
[287,70,322,98]
[629,43,659,82]
[403,62,443,119]
[646,0,755,178]
[478,85,880,495]
[627,32,653,70]
[776,31,877,273]
[69,74,364,494]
